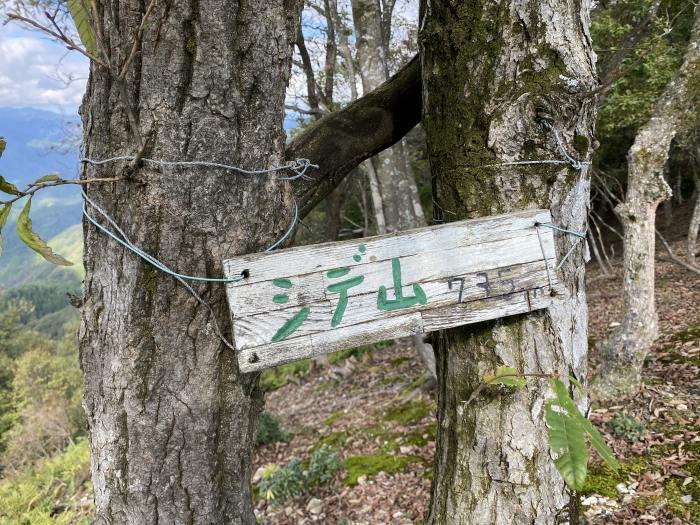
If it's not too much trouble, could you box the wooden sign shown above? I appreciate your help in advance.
[224,209,562,373]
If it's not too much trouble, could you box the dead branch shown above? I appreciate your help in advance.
[118,0,159,81]
[655,229,700,275]
[1,177,125,206]
[288,55,421,218]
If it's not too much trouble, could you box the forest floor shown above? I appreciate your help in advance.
[253,236,700,525]
[1,233,697,525]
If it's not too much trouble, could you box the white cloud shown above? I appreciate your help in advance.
[0,25,88,111]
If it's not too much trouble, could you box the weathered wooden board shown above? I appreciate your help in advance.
[224,209,562,373]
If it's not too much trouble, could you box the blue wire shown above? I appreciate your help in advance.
[536,222,586,239]
[266,202,299,252]
[82,200,299,283]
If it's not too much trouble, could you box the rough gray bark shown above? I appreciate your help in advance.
[689,173,700,265]
[79,0,301,522]
[594,5,700,400]
[420,0,597,522]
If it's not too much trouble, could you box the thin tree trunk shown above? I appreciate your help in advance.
[363,156,388,234]
[420,0,597,522]
[589,228,610,276]
[594,4,700,400]
[663,168,673,229]
[689,174,700,265]
[351,0,426,233]
[78,0,301,522]
[351,0,434,376]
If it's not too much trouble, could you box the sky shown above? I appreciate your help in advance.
[0,19,88,113]
[0,0,418,116]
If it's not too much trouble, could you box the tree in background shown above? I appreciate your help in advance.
[350,0,425,234]
[0,297,82,476]
[594,3,700,400]
[290,0,437,375]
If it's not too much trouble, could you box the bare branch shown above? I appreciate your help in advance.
[655,229,700,274]
[322,0,338,106]
[285,104,324,116]
[287,55,421,218]
[295,24,322,116]
[1,177,125,206]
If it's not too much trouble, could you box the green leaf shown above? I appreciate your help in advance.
[0,175,20,196]
[546,401,589,491]
[67,0,98,56]
[483,366,527,388]
[584,417,620,472]
[0,203,11,257]
[16,198,74,266]
[35,174,61,183]
[550,379,619,473]
[0,137,6,157]
[569,376,585,396]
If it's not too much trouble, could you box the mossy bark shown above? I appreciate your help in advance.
[78,0,302,522]
[594,4,700,401]
[419,0,597,522]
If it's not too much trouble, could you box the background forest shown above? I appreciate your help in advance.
[0,0,698,523]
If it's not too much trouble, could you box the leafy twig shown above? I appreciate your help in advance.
[462,370,559,406]
[4,12,107,68]
[0,176,124,206]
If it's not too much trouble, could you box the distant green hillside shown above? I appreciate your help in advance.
[0,215,83,290]
[0,107,82,291]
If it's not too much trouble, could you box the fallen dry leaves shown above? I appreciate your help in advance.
[253,231,699,524]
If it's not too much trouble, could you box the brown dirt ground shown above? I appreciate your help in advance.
[253,235,699,525]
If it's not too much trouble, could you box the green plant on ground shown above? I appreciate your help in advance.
[0,438,91,524]
[608,413,647,442]
[580,444,700,522]
[671,324,699,343]
[255,411,289,446]
[323,410,345,427]
[327,340,392,364]
[307,445,344,486]
[260,359,309,392]
[257,458,305,504]
[404,423,437,447]
[257,446,344,505]
[317,430,349,449]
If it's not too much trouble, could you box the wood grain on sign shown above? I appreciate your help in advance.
[224,209,563,372]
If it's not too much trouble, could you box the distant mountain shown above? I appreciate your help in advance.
[0,105,302,291]
[0,107,83,290]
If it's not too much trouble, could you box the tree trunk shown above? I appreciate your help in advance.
[689,174,700,265]
[594,5,700,400]
[351,0,426,233]
[350,0,435,376]
[78,0,301,522]
[420,0,597,522]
